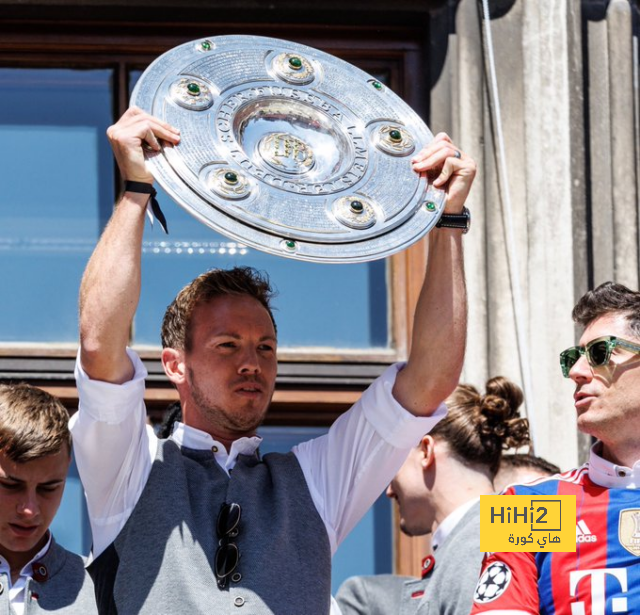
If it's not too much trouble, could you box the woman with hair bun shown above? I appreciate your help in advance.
[336,378,531,615]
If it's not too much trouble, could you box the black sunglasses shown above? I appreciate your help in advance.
[215,502,241,589]
[559,335,640,378]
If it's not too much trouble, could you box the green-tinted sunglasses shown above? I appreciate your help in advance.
[560,335,640,378]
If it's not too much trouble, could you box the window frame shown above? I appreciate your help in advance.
[0,14,430,420]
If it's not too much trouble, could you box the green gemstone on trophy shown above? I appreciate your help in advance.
[187,82,201,95]
[372,81,382,90]
[425,201,436,211]
[389,129,402,142]
[288,56,303,69]
[350,200,364,213]
[224,171,239,185]
[285,240,296,249]
[201,40,212,51]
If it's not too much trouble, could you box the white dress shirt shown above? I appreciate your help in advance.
[70,348,446,565]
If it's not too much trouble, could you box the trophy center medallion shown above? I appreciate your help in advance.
[258,132,315,175]
[225,93,368,195]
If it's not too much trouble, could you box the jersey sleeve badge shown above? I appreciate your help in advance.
[474,562,512,604]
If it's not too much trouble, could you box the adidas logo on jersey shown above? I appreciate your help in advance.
[576,519,597,543]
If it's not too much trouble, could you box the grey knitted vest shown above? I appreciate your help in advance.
[0,538,97,614]
[89,439,331,615]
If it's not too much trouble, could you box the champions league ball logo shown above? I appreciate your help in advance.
[474,562,512,604]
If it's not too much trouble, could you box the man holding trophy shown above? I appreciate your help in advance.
[70,36,476,615]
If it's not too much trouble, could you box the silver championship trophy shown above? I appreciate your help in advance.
[131,35,446,263]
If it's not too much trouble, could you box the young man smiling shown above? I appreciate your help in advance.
[0,384,96,615]
[471,282,640,615]
[70,106,476,614]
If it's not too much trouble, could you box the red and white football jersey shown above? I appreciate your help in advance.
[471,463,640,615]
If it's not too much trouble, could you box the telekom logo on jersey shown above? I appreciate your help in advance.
[570,568,628,615]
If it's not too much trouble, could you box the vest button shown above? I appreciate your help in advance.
[212,446,219,453]
[618,469,627,477]
[231,572,242,583]
[32,563,49,582]
[234,596,245,607]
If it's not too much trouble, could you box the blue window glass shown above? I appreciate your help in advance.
[50,456,92,555]
[0,68,114,343]
[129,71,389,350]
[138,227,389,349]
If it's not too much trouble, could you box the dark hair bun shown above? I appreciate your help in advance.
[479,376,529,450]
[485,376,524,414]
[432,376,531,476]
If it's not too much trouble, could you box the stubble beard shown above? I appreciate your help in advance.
[188,368,271,434]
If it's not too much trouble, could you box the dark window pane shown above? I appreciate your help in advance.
[0,68,114,343]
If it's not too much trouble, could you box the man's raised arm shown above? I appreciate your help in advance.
[393,132,475,415]
[79,108,180,384]
[292,134,476,551]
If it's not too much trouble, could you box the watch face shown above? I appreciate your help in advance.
[463,207,471,232]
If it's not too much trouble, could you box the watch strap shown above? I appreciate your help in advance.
[435,207,470,233]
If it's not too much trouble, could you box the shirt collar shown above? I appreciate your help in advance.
[0,532,52,585]
[588,441,640,488]
[170,422,262,474]
[432,498,479,550]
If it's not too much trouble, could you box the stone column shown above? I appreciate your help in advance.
[429,0,586,471]
[584,0,639,289]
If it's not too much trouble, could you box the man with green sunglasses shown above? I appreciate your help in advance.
[471,281,640,615]
[562,283,640,456]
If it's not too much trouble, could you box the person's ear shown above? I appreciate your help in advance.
[162,348,186,385]
[418,435,436,469]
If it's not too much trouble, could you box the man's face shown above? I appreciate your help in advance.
[386,446,434,536]
[0,449,69,568]
[181,294,278,438]
[569,313,640,451]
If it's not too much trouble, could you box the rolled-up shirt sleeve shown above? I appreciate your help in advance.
[293,363,447,554]
[69,348,157,559]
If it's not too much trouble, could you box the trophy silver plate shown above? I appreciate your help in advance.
[131,35,446,263]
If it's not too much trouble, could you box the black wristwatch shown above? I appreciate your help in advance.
[435,207,471,234]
